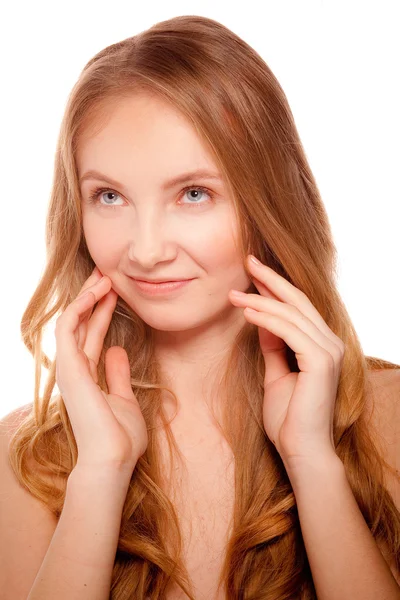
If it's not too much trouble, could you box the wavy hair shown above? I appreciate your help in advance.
[8,15,400,599]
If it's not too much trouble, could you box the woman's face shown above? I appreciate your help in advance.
[77,93,251,334]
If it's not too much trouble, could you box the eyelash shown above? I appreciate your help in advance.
[87,184,214,210]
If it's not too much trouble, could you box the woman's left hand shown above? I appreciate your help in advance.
[229,255,345,468]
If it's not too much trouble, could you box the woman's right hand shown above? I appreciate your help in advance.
[55,266,148,475]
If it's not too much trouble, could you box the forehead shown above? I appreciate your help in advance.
[76,94,220,184]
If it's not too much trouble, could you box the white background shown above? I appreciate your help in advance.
[1,0,399,419]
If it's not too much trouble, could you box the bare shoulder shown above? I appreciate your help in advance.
[0,403,35,468]
[364,368,400,586]
[368,366,400,394]
[0,402,37,475]
[366,368,400,445]
[0,401,65,489]
[0,401,58,493]
[0,404,59,600]
[366,368,400,497]
[0,402,34,433]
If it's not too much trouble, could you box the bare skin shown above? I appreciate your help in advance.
[77,92,253,417]
[158,410,236,600]
[76,92,255,598]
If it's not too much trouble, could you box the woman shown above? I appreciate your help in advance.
[2,14,400,600]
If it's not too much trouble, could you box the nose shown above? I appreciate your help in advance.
[127,212,178,267]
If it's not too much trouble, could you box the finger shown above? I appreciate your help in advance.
[77,286,116,351]
[247,257,343,349]
[55,277,111,390]
[105,346,135,400]
[236,293,341,359]
[76,267,104,348]
[78,266,103,295]
[83,288,119,369]
[249,276,281,302]
[244,308,335,377]
[87,357,100,385]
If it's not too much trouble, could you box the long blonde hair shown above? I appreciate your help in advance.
[9,15,400,599]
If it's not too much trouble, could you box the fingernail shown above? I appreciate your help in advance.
[249,255,261,266]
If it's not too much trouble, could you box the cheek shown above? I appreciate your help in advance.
[82,217,123,267]
[192,223,236,267]
[202,213,242,266]
[197,220,246,283]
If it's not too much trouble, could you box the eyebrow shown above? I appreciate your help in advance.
[79,168,223,190]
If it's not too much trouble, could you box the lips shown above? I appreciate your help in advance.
[131,277,194,296]
[133,278,190,283]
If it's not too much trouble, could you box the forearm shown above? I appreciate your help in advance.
[285,454,400,600]
[27,465,132,600]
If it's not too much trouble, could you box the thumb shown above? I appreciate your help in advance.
[105,346,135,400]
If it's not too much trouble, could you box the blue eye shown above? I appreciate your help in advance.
[180,186,213,206]
[87,185,214,209]
[88,188,124,208]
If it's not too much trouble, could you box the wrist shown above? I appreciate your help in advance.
[282,451,344,489]
[74,458,137,478]
[69,462,134,494]
[65,465,132,520]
